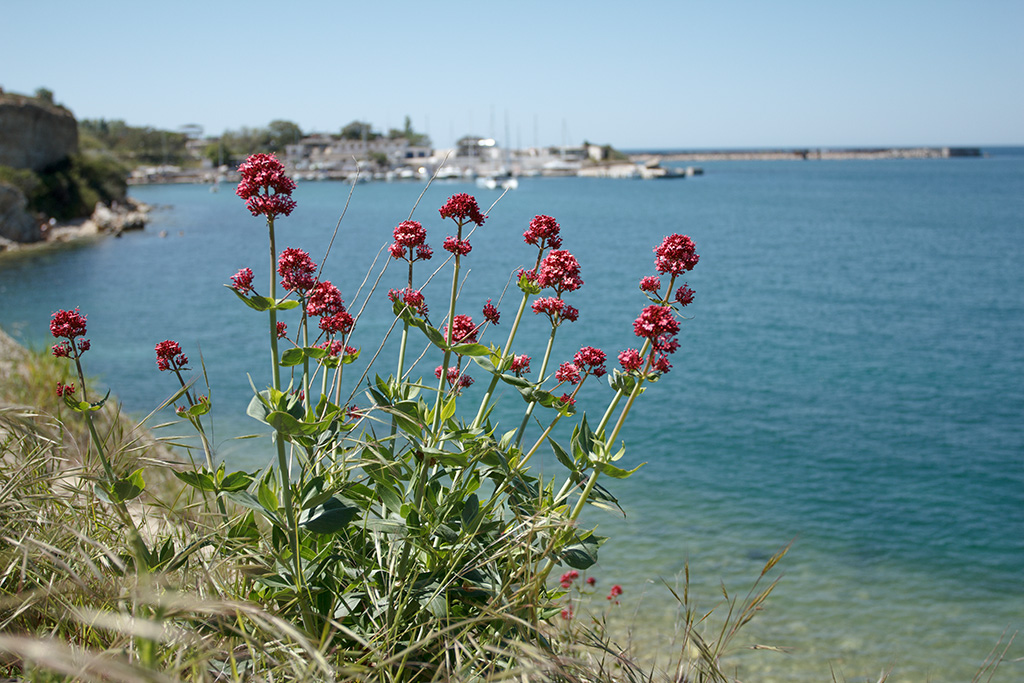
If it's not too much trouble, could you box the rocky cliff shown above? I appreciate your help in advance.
[0,94,78,172]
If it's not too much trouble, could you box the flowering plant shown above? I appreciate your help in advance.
[45,154,700,676]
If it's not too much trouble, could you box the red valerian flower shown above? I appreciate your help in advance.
[319,309,354,335]
[562,305,579,322]
[389,287,429,316]
[532,296,564,318]
[482,299,500,325]
[586,576,596,586]
[559,570,579,588]
[537,249,583,293]
[675,283,695,307]
[155,340,189,371]
[443,236,472,256]
[653,354,672,374]
[446,314,478,345]
[561,606,574,620]
[77,339,91,352]
[306,281,344,317]
[276,322,288,339]
[315,340,357,358]
[654,234,699,275]
[574,346,607,377]
[51,342,71,358]
[50,308,88,340]
[435,365,474,388]
[555,362,581,385]
[523,214,562,249]
[639,275,661,292]
[439,193,485,226]
[393,220,426,247]
[559,393,576,407]
[415,244,434,260]
[633,304,680,339]
[618,348,643,372]
[231,267,254,294]
[236,153,297,219]
[56,382,75,397]
[277,248,318,293]
[607,584,623,602]
[388,243,406,259]
[654,334,680,355]
[510,354,531,375]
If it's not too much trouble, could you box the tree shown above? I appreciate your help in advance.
[387,115,431,147]
[267,120,303,152]
[340,121,379,141]
[34,88,55,105]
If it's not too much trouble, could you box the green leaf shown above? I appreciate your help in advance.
[299,496,359,534]
[223,490,281,525]
[246,392,271,424]
[173,469,217,492]
[461,493,481,529]
[452,343,490,357]
[471,355,498,374]
[219,470,254,492]
[257,482,279,514]
[111,469,146,503]
[276,299,300,310]
[280,348,306,367]
[560,533,605,570]
[594,460,645,479]
[549,438,577,473]
[228,287,272,311]
[422,324,448,349]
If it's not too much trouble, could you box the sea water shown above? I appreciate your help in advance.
[1,154,1021,681]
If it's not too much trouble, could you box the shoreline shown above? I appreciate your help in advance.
[0,197,151,255]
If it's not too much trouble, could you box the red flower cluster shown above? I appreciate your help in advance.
[675,284,695,307]
[389,287,429,316]
[654,234,699,275]
[523,214,562,249]
[231,267,254,294]
[278,248,318,293]
[315,340,358,358]
[439,193,485,226]
[306,281,344,317]
[555,362,581,385]
[560,393,576,407]
[320,310,354,336]
[155,340,189,371]
[559,570,580,589]
[573,346,607,377]
[633,304,680,340]
[537,249,583,293]
[389,220,432,261]
[443,236,472,256]
[639,275,661,293]
[618,348,643,372]
[276,322,288,339]
[446,314,478,345]
[607,584,623,603]
[56,382,75,398]
[531,297,579,325]
[510,354,531,375]
[235,153,297,219]
[435,365,474,388]
[50,308,88,341]
[482,299,500,325]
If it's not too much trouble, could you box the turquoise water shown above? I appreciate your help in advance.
[1,156,1022,681]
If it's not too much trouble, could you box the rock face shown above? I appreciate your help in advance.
[0,182,40,244]
[0,96,78,172]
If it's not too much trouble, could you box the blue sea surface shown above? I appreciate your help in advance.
[1,154,1021,681]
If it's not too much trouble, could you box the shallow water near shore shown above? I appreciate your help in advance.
[2,154,1022,681]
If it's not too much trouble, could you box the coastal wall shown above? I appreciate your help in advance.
[629,147,982,163]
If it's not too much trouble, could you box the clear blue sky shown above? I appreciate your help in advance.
[3,0,1021,149]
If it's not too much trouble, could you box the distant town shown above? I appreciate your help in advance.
[128,125,981,187]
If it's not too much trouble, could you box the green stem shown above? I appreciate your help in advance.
[471,288,530,429]
[513,323,558,448]
[266,215,303,591]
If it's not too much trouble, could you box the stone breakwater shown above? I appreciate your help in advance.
[629,146,982,163]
